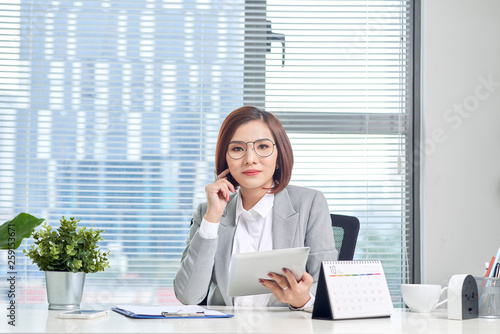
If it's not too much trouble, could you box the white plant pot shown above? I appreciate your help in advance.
[45,271,86,310]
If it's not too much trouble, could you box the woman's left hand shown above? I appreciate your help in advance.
[259,268,313,308]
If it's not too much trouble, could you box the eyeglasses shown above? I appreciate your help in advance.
[227,139,276,160]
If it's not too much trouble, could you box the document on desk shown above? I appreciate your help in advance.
[112,305,233,319]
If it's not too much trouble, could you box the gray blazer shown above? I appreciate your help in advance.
[173,185,338,306]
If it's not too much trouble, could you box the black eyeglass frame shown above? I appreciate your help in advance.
[226,139,276,160]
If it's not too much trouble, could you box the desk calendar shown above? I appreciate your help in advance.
[312,260,393,320]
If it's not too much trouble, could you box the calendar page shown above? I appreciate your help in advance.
[317,260,393,319]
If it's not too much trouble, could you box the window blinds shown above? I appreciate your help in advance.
[0,0,413,306]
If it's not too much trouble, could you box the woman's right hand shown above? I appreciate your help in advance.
[203,168,236,223]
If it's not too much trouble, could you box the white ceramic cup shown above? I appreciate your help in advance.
[401,284,448,313]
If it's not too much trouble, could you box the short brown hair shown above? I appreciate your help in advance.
[215,106,293,194]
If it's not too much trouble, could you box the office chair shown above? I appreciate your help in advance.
[330,214,360,261]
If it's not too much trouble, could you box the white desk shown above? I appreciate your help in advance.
[3,304,500,334]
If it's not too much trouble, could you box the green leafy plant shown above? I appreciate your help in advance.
[0,213,45,250]
[24,216,110,273]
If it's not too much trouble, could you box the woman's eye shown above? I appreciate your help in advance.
[231,146,244,151]
[257,144,269,150]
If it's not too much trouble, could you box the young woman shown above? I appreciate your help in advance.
[174,106,337,309]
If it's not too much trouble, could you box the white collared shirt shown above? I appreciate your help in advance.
[231,191,274,255]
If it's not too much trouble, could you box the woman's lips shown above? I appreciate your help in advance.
[243,169,261,176]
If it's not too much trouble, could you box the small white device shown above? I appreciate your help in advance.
[58,309,109,320]
[447,274,478,320]
[227,247,310,297]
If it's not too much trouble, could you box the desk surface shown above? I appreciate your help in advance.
[3,304,500,334]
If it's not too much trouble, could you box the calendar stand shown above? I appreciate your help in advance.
[312,260,393,320]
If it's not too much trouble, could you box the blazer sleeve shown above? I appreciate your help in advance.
[304,190,338,296]
[173,203,218,305]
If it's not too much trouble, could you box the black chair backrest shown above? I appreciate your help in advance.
[330,214,360,261]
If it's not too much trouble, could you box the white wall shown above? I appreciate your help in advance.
[422,0,500,286]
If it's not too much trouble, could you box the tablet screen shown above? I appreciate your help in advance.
[226,247,310,297]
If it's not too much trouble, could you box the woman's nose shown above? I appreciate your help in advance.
[243,143,257,163]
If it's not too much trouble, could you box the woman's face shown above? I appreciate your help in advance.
[226,120,278,193]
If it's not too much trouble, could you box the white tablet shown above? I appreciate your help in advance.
[226,247,310,297]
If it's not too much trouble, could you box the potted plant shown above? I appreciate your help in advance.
[24,216,110,310]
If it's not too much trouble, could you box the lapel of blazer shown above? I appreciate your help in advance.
[214,196,237,305]
[272,187,299,249]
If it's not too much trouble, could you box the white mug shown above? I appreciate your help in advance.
[401,284,448,313]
